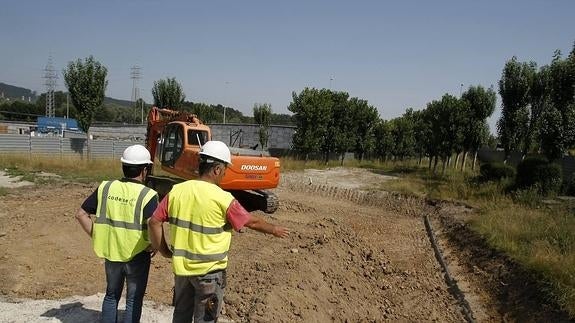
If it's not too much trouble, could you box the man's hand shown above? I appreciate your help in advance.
[147,217,172,258]
[272,226,290,238]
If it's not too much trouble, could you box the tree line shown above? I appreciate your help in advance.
[0,76,293,127]
[288,86,495,173]
[288,41,575,171]
[498,45,575,162]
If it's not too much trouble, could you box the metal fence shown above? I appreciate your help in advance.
[0,134,141,159]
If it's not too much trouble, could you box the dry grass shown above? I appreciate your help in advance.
[0,153,121,183]
[473,203,575,315]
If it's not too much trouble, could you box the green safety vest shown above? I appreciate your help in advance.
[93,180,157,262]
[168,180,234,276]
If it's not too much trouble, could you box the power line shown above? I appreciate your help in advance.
[43,56,58,117]
[131,66,143,124]
[130,66,142,104]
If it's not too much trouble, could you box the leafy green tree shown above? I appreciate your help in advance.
[390,113,416,160]
[373,119,394,161]
[409,109,428,165]
[192,103,218,124]
[0,101,44,122]
[539,103,564,161]
[36,91,68,116]
[152,77,185,109]
[288,88,332,160]
[253,103,272,150]
[497,57,536,161]
[349,98,379,160]
[253,103,272,126]
[63,56,108,133]
[548,50,575,149]
[526,65,551,154]
[461,85,496,170]
[270,113,294,125]
[328,91,354,165]
[424,94,467,174]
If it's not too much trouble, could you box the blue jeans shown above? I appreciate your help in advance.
[172,270,226,323]
[102,251,151,323]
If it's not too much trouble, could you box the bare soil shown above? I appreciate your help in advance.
[0,168,571,322]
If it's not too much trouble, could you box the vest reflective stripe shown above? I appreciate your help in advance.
[96,217,148,230]
[173,249,228,262]
[168,180,234,276]
[168,217,225,234]
[92,180,156,262]
[96,182,152,231]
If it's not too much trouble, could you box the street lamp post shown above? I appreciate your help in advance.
[460,83,464,97]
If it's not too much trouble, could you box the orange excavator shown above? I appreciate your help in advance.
[144,107,280,213]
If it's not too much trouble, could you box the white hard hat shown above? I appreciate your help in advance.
[120,144,153,165]
[200,141,232,165]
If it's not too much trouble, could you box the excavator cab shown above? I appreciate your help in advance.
[158,122,210,179]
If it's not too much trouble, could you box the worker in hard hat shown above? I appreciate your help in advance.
[76,144,159,323]
[148,140,289,323]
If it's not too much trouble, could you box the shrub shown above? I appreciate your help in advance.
[479,162,516,182]
[516,156,562,196]
[512,186,543,207]
[565,177,575,196]
[537,163,562,196]
[516,156,549,188]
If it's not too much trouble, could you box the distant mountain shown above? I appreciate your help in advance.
[0,82,133,108]
[0,82,37,101]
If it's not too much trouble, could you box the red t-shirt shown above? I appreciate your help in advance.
[152,195,250,232]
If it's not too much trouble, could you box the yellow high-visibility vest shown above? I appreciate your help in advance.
[93,180,157,262]
[168,180,234,276]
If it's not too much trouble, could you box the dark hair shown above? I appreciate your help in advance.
[199,158,225,176]
[122,164,147,178]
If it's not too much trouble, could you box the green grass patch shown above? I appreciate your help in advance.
[472,203,575,315]
[279,157,331,171]
[0,153,121,183]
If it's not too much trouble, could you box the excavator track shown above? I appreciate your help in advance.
[261,190,279,214]
[230,189,279,214]
[146,176,278,214]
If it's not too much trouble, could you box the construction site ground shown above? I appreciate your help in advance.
[0,167,571,322]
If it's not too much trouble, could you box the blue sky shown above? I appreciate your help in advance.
[1,0,573,133]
